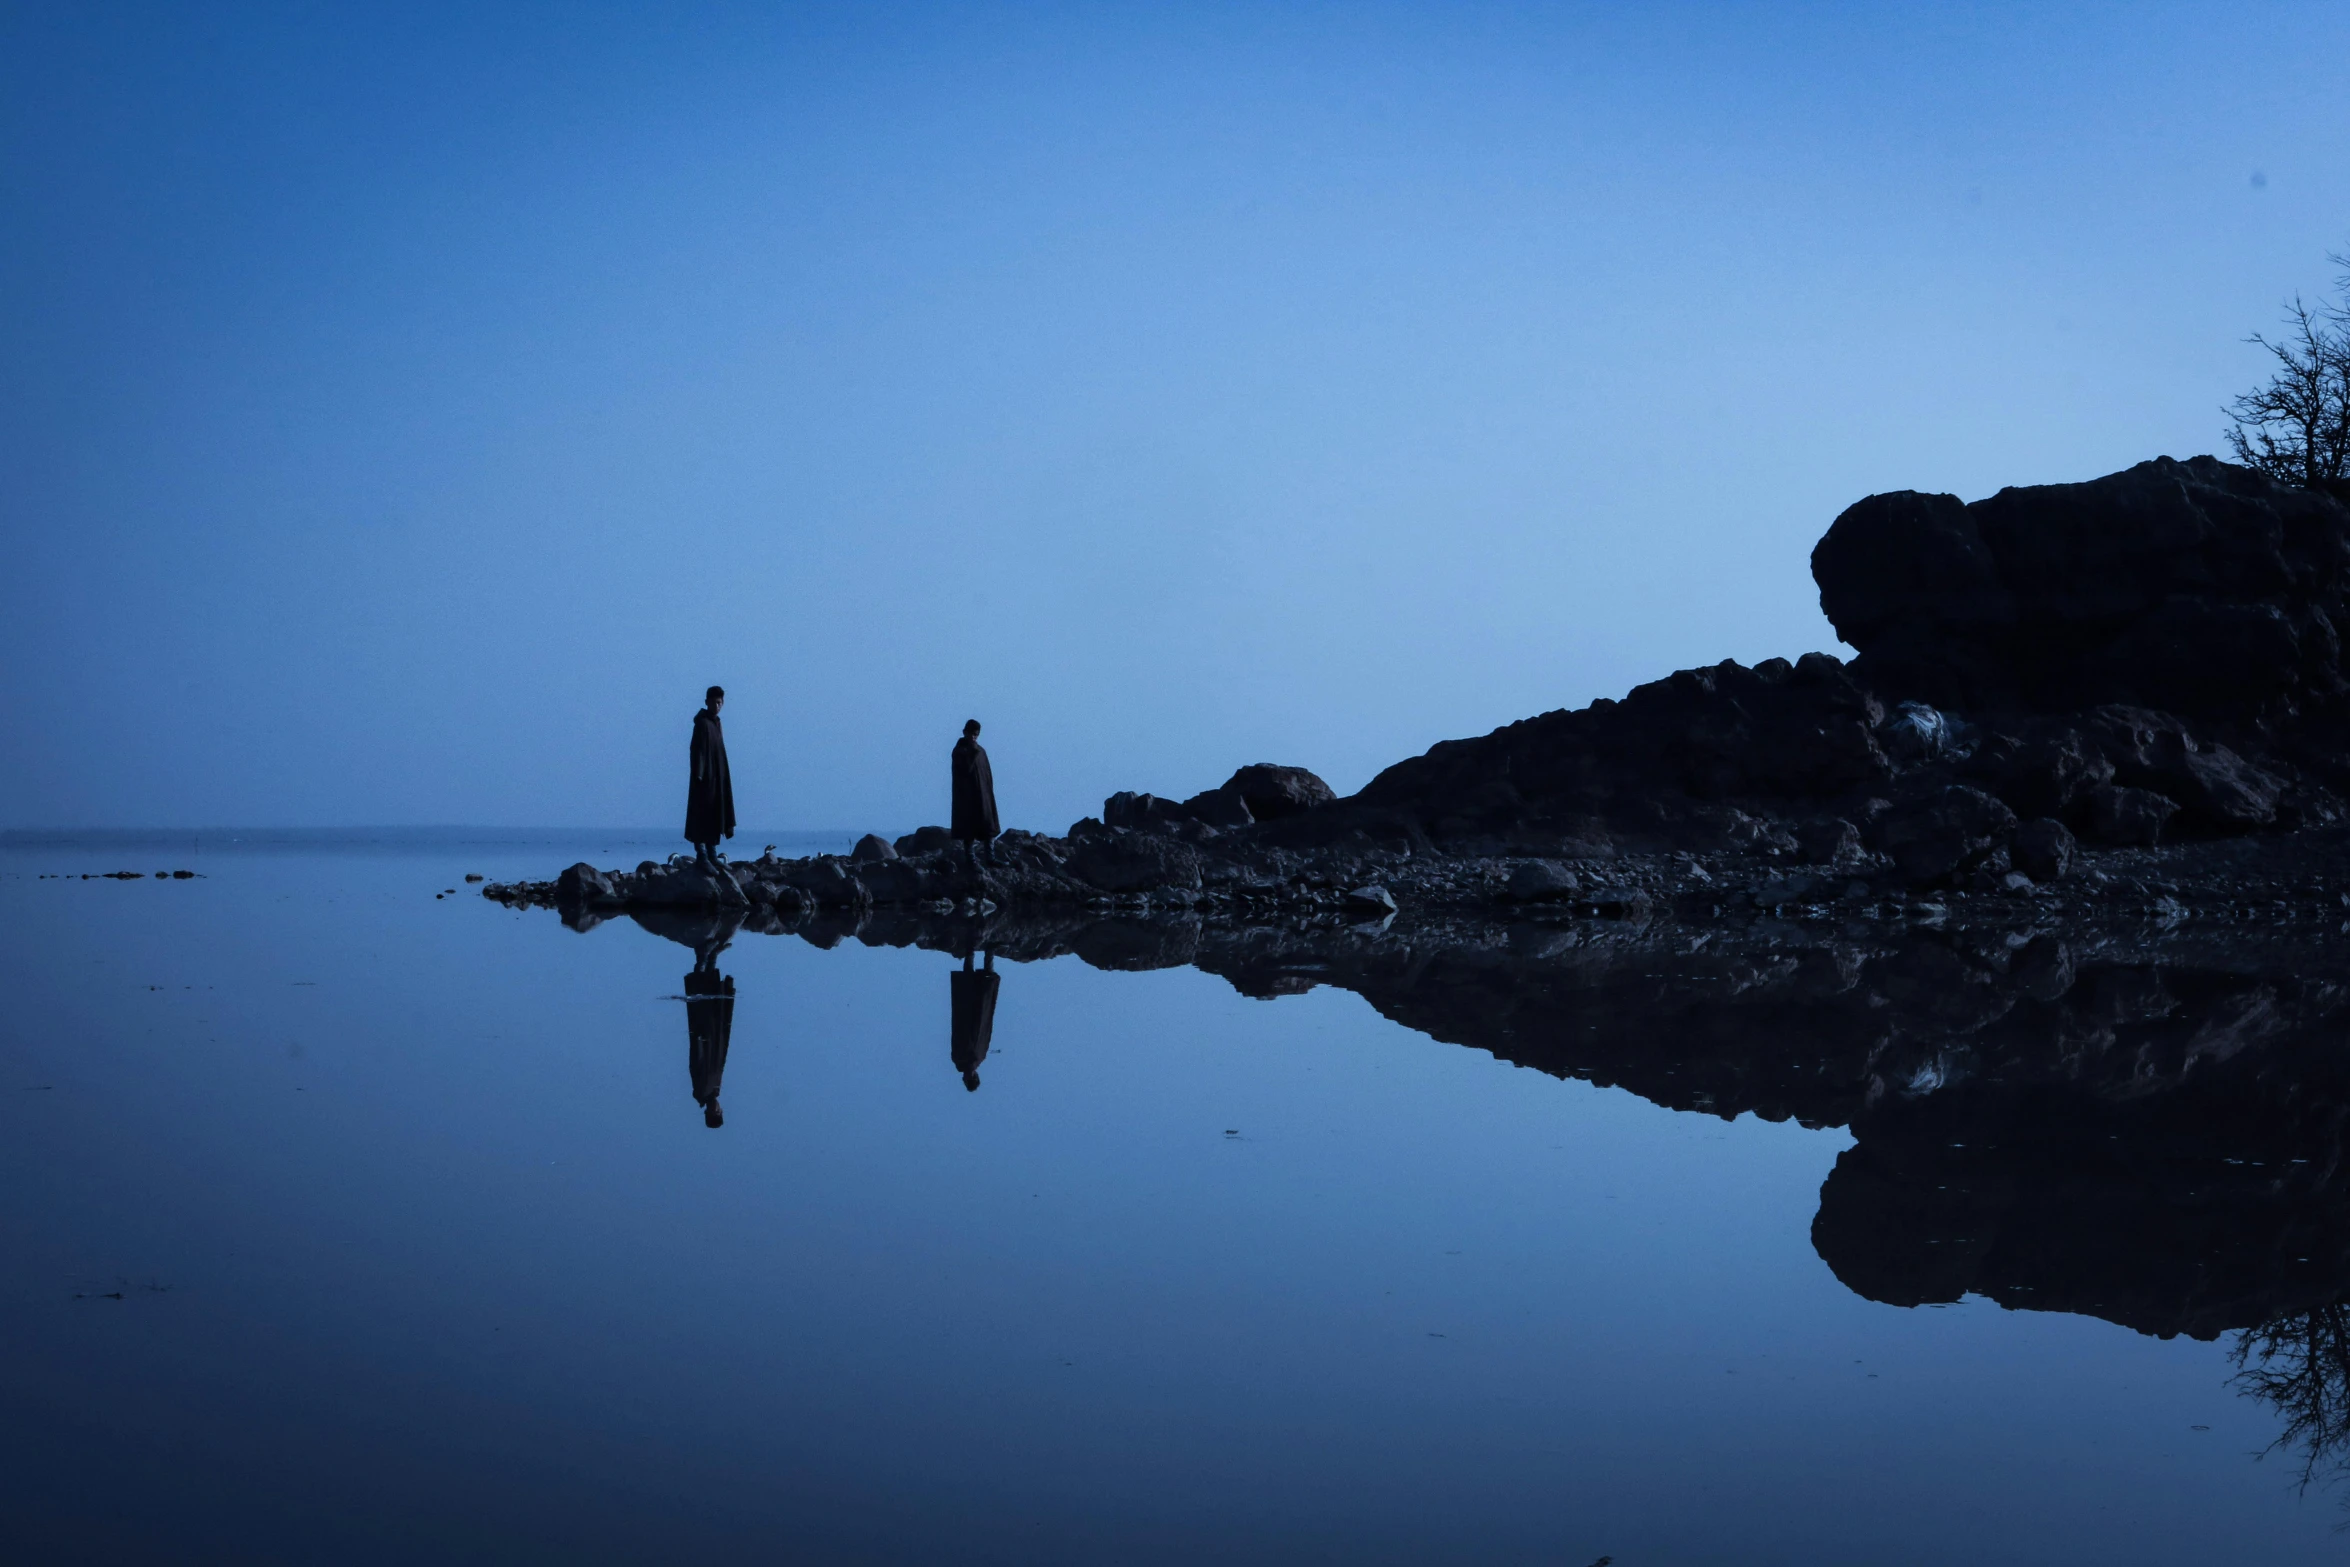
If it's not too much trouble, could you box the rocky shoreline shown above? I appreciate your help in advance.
[490,454,2350,943]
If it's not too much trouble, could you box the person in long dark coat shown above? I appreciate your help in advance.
[685,686,735,864]
[950,719,999,846]
[950,950,999,1093]
[684,938,735,1128]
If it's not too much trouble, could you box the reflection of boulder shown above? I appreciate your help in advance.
[1814,1061,2350,1342]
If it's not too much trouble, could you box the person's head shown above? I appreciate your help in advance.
[963,719,980,738]
[705,685,725,713]
[704,1101,724,1128]
[961,1070,981,1092]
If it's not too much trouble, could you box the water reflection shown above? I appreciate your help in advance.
[951,951,999,1092]
[576,900,2350,1493]
[684,933,736,1129]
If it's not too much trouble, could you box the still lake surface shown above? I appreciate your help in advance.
[3,831,2343,1565]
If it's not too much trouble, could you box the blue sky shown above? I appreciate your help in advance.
[4,2,2346,832]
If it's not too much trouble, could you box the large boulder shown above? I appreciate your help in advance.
[851,833,898,862]
[1875,785,2018,882]
[555,863,616,905]
[1181,786,1254,828]
[1813,456,2350,718]
[1223,764,1336,821]
[2084,707,2280,831]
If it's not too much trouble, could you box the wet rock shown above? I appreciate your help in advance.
[637,860,748,907]
[556,863,617,905]
[2084,785,2179,848]
[1506,860,1581,901]
[1345,884,1398,915]
[2013,818,2077,882]
[1875,785,2018,883]
[1223,764,1336,821]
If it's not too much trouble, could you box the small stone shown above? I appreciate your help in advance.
[1345,884,1398,914]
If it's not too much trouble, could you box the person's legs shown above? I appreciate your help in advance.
[694,840,716,865]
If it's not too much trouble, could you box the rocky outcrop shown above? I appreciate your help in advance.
[1344,457,2342,874]
[500,457,2350,914]
[1814,455,2350,722]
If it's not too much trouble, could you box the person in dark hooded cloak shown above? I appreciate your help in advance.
[950,719,999,847]
[686,686,735,864]
[950,950,998,1093]
[683,930,735,1128]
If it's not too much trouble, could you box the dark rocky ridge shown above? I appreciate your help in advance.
[491,456,2350,930]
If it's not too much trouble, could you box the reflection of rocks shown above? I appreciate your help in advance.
[570,882,2350,1355]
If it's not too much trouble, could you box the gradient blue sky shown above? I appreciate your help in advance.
[5,2,2346,833]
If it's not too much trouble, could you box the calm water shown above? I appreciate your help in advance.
[2,832,2343,1564]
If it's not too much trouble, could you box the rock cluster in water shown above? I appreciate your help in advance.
[487,456,2350,928]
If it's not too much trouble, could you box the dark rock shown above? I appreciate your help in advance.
[1103,791,1188,831]
[1875,785,2018,883]
[1068,831,1203,893]
[1507,860,1581,901]
[1182,786,1255,829]
[896,825,955,856]
[1796,818,1863,866]
[556,863,616,905]
[1814,456,2350,718]
[637,859,748,907]
[1966,728,2114,819]
[1223,764,1337,821]
[1355,654,1887,845]
[2013,818,2077,882]
[2084,707,2281,831]
[2083,785,2179,848]
[851,833,898,863]
[1880,702,1961,765]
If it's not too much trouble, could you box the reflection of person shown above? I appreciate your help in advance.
[950,951,999,1092]
[951,720,999,847]
[684,942,735,1128]
[686,686,735,865]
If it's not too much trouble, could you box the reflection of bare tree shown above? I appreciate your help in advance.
[2231,1305,2350,1501]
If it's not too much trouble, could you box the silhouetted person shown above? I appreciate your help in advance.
[951,719,999,848]
[686,685,735,865]
[950,950,998,1092]
[684,939,735,1128]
